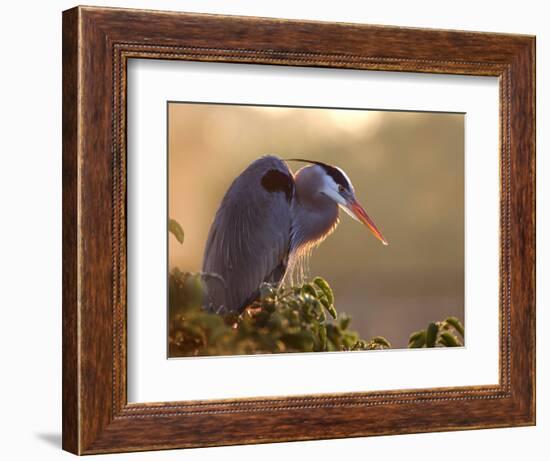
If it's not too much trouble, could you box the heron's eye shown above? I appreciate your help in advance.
[338,185,345,193]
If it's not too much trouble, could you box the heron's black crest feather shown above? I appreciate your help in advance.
[261,169,294,203]
[286,158,352,192]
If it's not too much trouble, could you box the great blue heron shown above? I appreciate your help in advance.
[202,155,388,313]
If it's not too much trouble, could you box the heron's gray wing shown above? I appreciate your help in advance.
[202,155,294,313]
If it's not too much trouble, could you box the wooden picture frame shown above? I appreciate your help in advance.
[62,5,535,455]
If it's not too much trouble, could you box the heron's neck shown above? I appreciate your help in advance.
[291,186,339,251]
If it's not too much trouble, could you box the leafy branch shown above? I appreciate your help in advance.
[408,317,464,348]
[168,270,391,357]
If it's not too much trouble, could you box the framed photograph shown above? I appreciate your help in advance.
[62,6,535,454]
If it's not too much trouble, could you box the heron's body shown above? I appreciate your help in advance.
[202,155,386,314]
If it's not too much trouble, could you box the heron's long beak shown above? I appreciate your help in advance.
[344,199,389,246]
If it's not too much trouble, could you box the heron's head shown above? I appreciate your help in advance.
[288,159,388,246]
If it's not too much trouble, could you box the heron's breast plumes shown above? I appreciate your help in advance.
[284,209,340,286]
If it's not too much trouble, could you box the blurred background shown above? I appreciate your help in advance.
[168,102,464,349]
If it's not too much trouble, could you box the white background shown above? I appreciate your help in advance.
[128,61,499,402]
[0,1,546,460]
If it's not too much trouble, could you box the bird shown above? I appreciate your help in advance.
[201,155,388,314]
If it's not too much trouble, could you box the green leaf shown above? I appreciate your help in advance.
[313,277,334,306]
[408,330,426,348]
[319,325,328,350]
[352,340,368,350]
[444,317,464,338]
[425,322,438,347]
[316,303,327,322]
[267,312,286,331]
[281,331,315,352]
[301,283,318,298]
[183,274,204,309]
[169,218,185,244]
[371,336,392,349]
[439,332,461,347]
[338,314,351,330]
[325,304,337,320]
